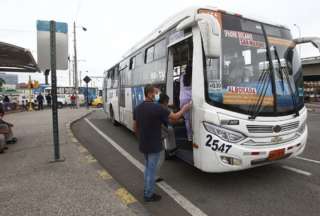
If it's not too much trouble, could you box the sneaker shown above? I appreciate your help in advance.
[4,146,8,150]
[0,149,4,154]
[6,138,17,145]
[144,193,162,202]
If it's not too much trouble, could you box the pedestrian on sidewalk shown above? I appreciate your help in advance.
[133,85,191,202]
[37,93,44,110]
[45,93,52,108]
[3,95,10,111]
[0,103,17,153]
[70,94,76,109]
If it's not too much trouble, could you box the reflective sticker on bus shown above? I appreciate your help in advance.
[132,87,144,108]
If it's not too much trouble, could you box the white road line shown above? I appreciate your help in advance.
[84,118,207,216]
[281,165,312,176]
[295,156,320,165]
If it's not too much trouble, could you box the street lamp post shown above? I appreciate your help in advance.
[73,21,87,108]
[294,24,302,55]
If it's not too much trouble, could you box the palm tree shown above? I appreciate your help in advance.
[0,78,5,92]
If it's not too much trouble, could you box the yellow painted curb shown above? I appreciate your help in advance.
[85,155,97,163]
[78,146,88,153]
[115,188,137,205]
[97,170,112,180]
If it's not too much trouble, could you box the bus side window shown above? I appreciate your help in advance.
[129,56,136,70]
[154,39,166,60]
[109,69,115,88]
[145,45,155,63]
[113,68,119,88]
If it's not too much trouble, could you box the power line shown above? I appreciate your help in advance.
[0,28,34,33]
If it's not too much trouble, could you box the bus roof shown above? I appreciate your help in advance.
[122,6,290,61]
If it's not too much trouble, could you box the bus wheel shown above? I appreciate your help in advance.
[58,102,63,109]
[110,107,119,126]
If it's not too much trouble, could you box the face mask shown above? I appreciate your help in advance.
[154,94,160,102]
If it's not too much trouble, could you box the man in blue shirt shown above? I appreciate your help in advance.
[133,85,191,202]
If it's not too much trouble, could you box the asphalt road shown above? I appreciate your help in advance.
[72,110,320,216]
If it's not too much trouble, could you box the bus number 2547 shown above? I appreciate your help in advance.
[205,134,232,154]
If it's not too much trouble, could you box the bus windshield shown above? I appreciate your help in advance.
[205,13,304,116]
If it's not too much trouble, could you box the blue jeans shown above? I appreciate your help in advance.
[144,152,160,198]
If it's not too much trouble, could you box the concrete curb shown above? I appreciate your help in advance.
[66,110,150,216]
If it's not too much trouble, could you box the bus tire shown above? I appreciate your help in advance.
[58,102,63,109]
[110,106,119,126]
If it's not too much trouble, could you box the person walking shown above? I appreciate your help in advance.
[70,94,76,109]
[133,85,191,202]
[45,93,52,108]
[36,93,44,110]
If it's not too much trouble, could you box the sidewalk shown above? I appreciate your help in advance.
[0,108,144,216]
[306,102,320,113]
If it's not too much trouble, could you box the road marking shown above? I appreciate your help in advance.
[115,188,137,205]
[85,118,207,216]
[281,165,312,176]
[98,170,112,180]
[295,156,320,165]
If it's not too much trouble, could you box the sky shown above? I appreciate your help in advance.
[1,0,320,87]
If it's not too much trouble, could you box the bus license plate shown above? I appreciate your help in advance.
[268,149,285,161]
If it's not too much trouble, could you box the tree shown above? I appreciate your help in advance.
[0,78,5,89]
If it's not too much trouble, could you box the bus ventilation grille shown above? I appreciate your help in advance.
[247,121,299,133]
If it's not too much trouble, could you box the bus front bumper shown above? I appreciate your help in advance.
[198,127,307,173]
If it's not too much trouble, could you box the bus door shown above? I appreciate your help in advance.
[166,36,194,164]
[107,66,120,125]
[119,67,125,125]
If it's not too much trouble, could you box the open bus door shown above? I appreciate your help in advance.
[166,35,194,164]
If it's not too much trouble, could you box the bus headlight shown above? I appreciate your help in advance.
[203,122,246,143]
[297,120,306,135]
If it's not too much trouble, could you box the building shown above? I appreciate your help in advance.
[0,72,18,85]
[302,57,320,102]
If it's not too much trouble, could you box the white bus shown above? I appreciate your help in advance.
[103,7,320,172]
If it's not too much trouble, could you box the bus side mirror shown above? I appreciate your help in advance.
[196,14,221,58]
[294,37,320,54]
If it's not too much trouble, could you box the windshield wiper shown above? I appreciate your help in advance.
[249,26,278,120]
[248,65,271,120]
[273,46,299,117]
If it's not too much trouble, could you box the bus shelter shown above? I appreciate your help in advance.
[0,41,39,72]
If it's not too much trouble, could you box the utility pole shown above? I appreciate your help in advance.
[73,21,79,108]
[50,20,61,161]
[68,57,72,86]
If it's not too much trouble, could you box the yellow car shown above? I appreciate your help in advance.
[91,97,103,108]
